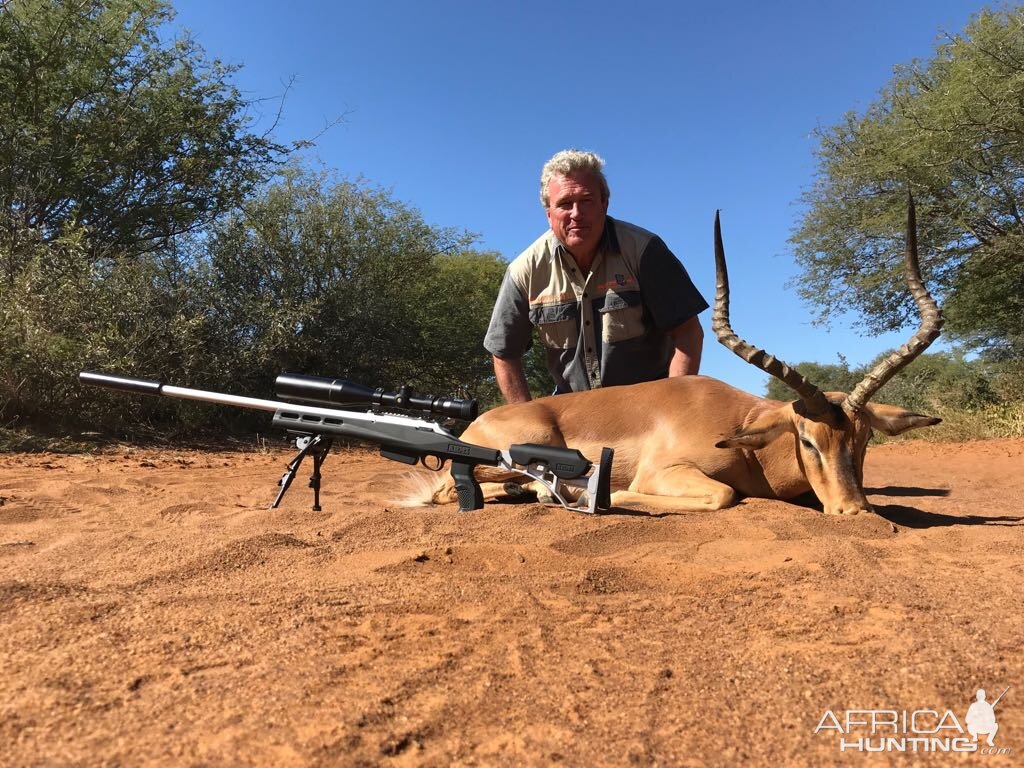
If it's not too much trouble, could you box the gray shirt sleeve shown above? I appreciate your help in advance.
[638,236,709,331]
[484,267,533,358]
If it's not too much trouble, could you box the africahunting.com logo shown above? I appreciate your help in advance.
[814,686,1011,755]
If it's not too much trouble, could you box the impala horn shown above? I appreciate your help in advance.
[712,210,831,416]
[843,193,944,414]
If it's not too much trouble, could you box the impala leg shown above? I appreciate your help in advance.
[431,466,556,506]
[479,481,529,501]
[610,463,738,511]
[472,467,558,502]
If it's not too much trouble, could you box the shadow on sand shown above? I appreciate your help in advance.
[865,485,950,498]
[493,485,1021,527]
[873,504,1024,529]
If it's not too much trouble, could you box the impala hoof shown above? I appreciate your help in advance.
[824,504,873,516]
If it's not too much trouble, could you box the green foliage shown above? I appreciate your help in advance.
[199,167,501,397]
[764,356,863,401]
[864,351,999,413]
[0,3,510,441]
[0,0,292,275]
[0,225,219,434]
[791,8,1024,360]
[922,401,1024,441]
[0,166,506,437]
[763,351,1020,439]
[989,359,1024,402]
[523,342,556,401]
[411,250,509,399]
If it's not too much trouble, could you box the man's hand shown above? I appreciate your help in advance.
[668,316,704,376]
[493,355,532,403]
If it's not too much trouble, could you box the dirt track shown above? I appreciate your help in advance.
[1,438,1022,766]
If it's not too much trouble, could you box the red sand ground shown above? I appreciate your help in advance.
[1,438,1022,766]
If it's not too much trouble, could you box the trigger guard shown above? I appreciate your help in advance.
[421,454,445,471]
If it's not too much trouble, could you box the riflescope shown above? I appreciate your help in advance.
[275,373,478,421]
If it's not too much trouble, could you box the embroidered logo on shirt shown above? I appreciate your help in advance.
[594,274,636,292]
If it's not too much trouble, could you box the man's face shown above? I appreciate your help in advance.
[545,171,608,261]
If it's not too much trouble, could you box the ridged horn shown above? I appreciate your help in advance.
[843,193,944,413]
[712,210,831,416]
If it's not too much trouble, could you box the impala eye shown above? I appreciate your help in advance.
[800,437,817,452]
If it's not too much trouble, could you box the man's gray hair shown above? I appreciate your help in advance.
[539,149,610,207]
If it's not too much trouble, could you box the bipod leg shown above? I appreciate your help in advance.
[308,437,333,511]
[272,434,329,510]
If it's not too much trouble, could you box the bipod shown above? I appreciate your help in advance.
[272,434,334,511]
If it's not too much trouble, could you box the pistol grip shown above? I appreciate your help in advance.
[451,461,483,512]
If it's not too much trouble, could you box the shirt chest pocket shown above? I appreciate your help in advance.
[599,290,644,343]
[530,302,578,350]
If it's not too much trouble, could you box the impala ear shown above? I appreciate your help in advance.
[715,407,794,449]
[863,403,941,436]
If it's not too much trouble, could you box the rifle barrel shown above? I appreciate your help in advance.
[79,371,163,396]
[78,372,448,433]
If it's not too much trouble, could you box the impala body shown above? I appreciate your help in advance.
[433,196,942,515]
[436,376,937,514]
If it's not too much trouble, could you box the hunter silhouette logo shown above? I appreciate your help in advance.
[814,685,1012,755]
[966,687,1008,747]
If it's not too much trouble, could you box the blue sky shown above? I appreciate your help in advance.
[169,0,981,395]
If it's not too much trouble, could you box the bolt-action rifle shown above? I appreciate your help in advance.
[78,371,614,515]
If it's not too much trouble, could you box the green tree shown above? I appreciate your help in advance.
[2,166,509,434]
[200,167,499,400]
[0,227,217,433]
[0,0,293,277]
[870,351,998,412]
[763,351,999,413]
[764,356,861,401]
[410,249,509,399]
[791,7,1024,362]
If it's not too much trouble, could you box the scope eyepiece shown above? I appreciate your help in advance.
[274,373,478,421]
